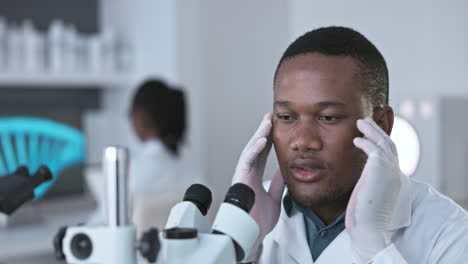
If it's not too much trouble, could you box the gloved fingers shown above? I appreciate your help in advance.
[232,138,266,180]
[238,137,268,172]
[255,133,273,170]
[365,118,398,157]
[353,137,379,156]
[238,122,271,171]
[268,168,285,204]
[246,113,272,147]
[356,119,394,157]
[241,113,272,157]
[364,117,387,135]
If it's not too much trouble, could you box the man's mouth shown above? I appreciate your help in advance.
[289,159,327,182]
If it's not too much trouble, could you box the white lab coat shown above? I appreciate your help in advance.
[258,174,468,263]
[129,139,178,198]
[129,138,204,198]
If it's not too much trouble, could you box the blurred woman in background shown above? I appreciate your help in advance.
[129,79,200,234]
[129,79,186,198]
[86,79,190,228]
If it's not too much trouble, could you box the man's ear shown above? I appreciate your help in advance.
[372,106,394,136]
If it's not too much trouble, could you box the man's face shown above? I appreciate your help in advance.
[273,53,369,208]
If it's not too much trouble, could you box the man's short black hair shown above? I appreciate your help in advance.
[274,26,389,109]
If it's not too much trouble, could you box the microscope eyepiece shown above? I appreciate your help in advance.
[223,183,255,213]
[0,165,53,215]
[14,166,29,177]
[31,165,53,188]
[183,184,212,216]
[164,227,198,239]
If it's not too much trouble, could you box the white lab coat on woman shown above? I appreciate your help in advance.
[130,138,207,227]
[129,138,203,198]
[258,174,468,264]
[129,138,178,198]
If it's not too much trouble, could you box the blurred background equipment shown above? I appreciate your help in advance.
[0,12,131,75]
[390,115,421,176]
[0,1,134,263]
[0,165,52,215]
[0,117,85,199]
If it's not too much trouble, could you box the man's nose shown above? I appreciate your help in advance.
[289,122,322,152]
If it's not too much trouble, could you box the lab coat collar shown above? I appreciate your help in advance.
[132,138,167,161]
[273,203,314,264]
[140,138,165,153]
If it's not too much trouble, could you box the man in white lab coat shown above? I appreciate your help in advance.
[232,26,468,263]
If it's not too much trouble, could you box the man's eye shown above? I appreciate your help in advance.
[318,116,340,122]
[277,114,294,121]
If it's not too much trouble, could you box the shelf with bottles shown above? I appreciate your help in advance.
[0,72,133,88]
[0,17,133,88]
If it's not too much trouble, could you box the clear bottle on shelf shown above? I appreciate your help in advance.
[47,19,65,74]
[22,20,44,73]
[6,23,23,73]
[0,17,6,71]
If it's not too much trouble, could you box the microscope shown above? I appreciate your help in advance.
[55,146,259,263]
[157,182,259,263]
[55,146,136,263]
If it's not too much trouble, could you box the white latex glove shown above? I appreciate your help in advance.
[232,113,286,262]
[346,118,403,264]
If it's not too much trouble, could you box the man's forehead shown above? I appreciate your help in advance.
[273,79,361,107]
[274,54,363,88]
[274,100,347,108]
[273,55,364,105]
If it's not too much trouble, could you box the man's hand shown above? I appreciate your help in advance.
[346,118,403,264]
[232,113,286,261]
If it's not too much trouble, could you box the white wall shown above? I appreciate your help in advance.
[288,0,468,192]
[190,0,290,209]
[175,1,205,183]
